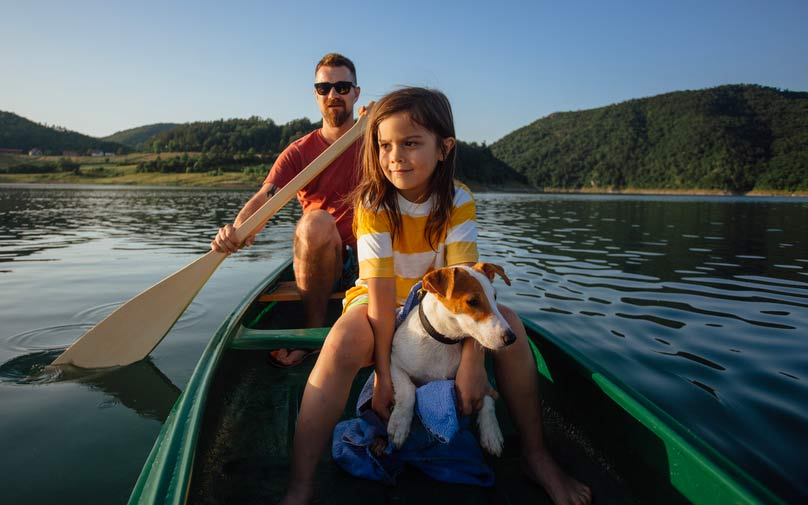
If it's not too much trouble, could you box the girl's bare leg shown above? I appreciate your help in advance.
[279,306,374,505]
[494,305,592,505]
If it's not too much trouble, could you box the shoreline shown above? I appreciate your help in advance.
[535,186,808,198]
[0,173,806,197]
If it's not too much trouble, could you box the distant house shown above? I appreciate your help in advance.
[90,150,105,157]
[28,148,43,156]
[62,150,80,157]
[0,148,23,154]
[104,152,115,157]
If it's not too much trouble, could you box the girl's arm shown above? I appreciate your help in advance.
[457,328,496,416]
[452,261,495,415]
[367,277,397,420]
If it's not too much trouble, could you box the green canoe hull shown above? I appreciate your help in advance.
[128,258,784,505]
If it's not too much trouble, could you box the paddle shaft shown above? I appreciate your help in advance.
[52,115,367,368]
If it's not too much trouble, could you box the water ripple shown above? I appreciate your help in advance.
[620,297,798,330]
[658,351,726,371]
[4,324,91,352]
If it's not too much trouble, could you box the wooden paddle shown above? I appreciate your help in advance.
[52,115,367,368]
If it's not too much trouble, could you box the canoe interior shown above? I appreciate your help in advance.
[186,269,634,505]
[144,260,781,505]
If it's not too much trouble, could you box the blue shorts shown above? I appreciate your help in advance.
[336,244,359,292]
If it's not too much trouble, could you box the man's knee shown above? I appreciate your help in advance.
[295,210,339,253]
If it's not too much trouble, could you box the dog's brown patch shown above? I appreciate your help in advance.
[472,262,511,285]
[423,267,495,323]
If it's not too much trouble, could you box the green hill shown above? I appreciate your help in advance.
[0,111,128,155]
[456,141,528,188]
[490,84,808,192]
[103,123,179,149]
[147,116,319,156]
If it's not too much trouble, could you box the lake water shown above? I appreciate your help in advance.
[1,185,806,503]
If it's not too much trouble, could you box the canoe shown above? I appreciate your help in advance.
[128,257,785,505]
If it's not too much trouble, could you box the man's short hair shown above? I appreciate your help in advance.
[316,53,357,84]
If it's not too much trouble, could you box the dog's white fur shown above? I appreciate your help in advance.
[387,263,515,456]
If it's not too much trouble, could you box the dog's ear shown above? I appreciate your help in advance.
[422,267,454,298]
[472,262,511,285]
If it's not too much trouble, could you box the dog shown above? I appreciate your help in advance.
[386,262,516,456]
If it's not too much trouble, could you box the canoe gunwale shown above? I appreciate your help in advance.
[127,258,293,505]
[522,318,786,505]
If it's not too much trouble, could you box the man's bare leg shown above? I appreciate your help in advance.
[494,305,592,505]
[279,306,374,505]
[273,210,342,366]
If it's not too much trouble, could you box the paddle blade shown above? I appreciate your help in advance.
[52,251,227,368]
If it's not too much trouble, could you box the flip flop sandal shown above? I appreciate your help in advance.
[267,348,321,368]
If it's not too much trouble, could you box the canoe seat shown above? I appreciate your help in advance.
[230,326,331,350]
[258,281,344,302]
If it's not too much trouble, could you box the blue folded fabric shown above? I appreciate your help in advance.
[332,373,495,486]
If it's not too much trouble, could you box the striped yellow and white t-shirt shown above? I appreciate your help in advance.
[344,182,478,307]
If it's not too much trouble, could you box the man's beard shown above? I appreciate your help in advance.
[324,99,352,127]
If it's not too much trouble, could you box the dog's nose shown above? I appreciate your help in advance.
[503,329,517,346]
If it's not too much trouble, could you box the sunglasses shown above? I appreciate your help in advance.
[314,81,356,96]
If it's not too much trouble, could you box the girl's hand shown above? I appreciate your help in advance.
[455,343,498,416]
[372,372,395,421]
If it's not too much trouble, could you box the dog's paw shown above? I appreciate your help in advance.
[478,398,504,456]
[479,421,504,456]
[387,410,412,448]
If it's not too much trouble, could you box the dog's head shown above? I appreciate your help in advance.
[421,262,516,350]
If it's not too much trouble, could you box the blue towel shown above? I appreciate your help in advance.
[332,373,495,486]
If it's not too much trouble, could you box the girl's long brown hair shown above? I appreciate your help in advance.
[352,87,457,249]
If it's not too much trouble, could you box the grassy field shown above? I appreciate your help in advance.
[0,152,264,188]
[0,152,190,169]
[0,170,264,188]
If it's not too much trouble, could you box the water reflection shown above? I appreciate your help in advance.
[0,351,179,423]
[0,184,301,261]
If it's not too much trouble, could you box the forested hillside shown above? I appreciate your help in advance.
[147,116,318,157]
[103,123,179,149]
[0,111,127,155]
[456,142,528,187]
[490,85,808,192]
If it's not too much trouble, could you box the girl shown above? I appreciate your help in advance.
[280,88,591,505]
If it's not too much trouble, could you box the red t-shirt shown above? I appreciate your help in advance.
[264,129,360,247]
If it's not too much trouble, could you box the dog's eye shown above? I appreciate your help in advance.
[466,297,480,307]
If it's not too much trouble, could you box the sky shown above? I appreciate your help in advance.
[2,0,807,144]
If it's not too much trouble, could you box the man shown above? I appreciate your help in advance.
[211,53,362,367]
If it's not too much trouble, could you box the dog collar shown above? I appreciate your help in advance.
[417,290,461,346]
